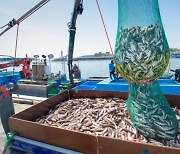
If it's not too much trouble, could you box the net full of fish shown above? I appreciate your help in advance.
[114,24,170,83]
[35,98,180,148]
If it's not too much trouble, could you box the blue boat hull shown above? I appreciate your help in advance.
[74,78,180,95]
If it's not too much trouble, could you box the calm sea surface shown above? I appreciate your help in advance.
[49,58,180,79]
[3,58,180,79]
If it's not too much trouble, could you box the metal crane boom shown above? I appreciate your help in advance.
[0,0,50,36]
[67,0,83,84]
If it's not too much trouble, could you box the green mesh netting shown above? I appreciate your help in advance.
[129,81,178,140]
[114,0,170,83]
[114,0,178,140]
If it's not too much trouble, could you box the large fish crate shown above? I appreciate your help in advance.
[9,90,180,154]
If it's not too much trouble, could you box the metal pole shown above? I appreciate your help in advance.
[49,59,51,74]
[67,0,83,84]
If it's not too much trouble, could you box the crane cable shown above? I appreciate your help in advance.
[0,24,8,29]
[95,0,114,58]
[95,0,122,80]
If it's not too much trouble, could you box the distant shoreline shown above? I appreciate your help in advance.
[0,53,180,62]
[0,57,113,62]
[53,56,113,61]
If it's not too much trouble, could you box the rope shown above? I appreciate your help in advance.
[95,0,114,58]
[13,24,20,76]
[0,23,8,29]
[95,0,124,80]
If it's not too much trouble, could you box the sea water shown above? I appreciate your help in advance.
[3,58,180,79]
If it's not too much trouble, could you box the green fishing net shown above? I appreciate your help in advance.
[114,0,178,140]
[129,82,178,140]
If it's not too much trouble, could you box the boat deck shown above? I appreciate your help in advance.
[75,78,180,95]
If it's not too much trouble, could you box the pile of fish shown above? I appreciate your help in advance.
[114,24,169,83]
[36,98,180,148]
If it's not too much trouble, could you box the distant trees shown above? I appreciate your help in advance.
[93,52,112,57]
[170,48,180,53]
[92,49,180,55]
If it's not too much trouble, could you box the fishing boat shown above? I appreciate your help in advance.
[171,53,180,58]
[0,55,70,102]
[1,0,180,153]
[74,73,180,95]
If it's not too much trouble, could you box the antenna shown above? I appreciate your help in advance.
[33,55,39,65]
[48,54,54,73]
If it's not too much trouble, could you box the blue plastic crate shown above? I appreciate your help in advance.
[0,71,20,83]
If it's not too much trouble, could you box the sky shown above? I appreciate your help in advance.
[0,0,180,58]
